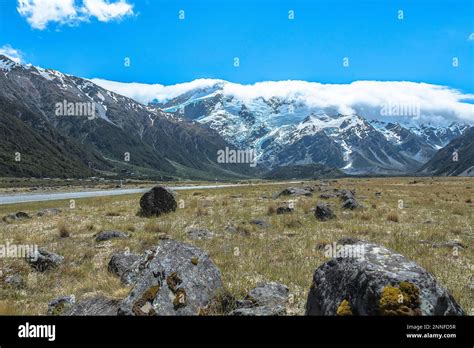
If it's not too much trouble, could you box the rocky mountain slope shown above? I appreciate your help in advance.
[147,81,470,175]
[418,126,474,176]
[0,56,254,180]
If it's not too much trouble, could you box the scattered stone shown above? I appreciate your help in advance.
[3,212,30,222]
[48,295,76,315]
[375,192,382,197]
[305,241,465,316]
[63,296,121,316]
[118,240,223,315]
[186,227,215,240]
[276,206,294,215]
[95,230,129,242]
[319,193,336,199]
[108,251,141,281]
[273,187,313,199]
[419,240,467,249]
[229,282,289,316]
[337,189,355,201]
[27,248,64,272]
[314,203,335,221]
[37,208,62,217]
[4,274,23,288]
[137,186,177,217]
[250,219,270,228]
[342,198,362,210]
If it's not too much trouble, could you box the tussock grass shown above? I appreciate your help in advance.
[0,177,472,315]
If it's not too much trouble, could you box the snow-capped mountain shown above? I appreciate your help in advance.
[0,55,254,179]
[145,81,470,174]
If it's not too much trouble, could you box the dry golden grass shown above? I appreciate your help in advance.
[0,177,473,315]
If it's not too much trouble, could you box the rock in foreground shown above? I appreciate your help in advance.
[27,248,64,272]
[314,203,335,221]
[305,241,464,316]
[63,296,121,316]
[138,186,177,217]
[230,282,289,316]
[118,240,223,315]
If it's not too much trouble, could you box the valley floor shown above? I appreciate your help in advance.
[0,177,472,315]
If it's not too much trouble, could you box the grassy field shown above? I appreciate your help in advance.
[0,177,472,315]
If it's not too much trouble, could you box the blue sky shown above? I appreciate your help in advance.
[0,0,473,92]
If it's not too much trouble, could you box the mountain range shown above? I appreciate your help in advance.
[0,55,472,180]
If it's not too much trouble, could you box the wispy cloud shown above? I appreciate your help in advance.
[92,78,474,125]
[468,33,474,41]
[0,44,24,63]
[17,0,135,30]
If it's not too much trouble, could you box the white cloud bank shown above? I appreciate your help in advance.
[17,0,134,30]
[0,45,24,63]
[92,78,474,125]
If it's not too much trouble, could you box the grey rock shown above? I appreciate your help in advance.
[118,239,223,316]
[95,230,129,242]
[419,240,467,249]
[229,282,289,316]
[305,241,465,316]
[247,282,289,307]
[342,198,362,210]
[3,212,30,222]
[315,203,335,221]
[108,250,141,282]
[37,208,62,217]
[320,193,337,199]
[337,189,355,201]
[274,187,313,199]
[250,219,270,228]
[63,296,120,316]
[276,206,294,215]
[138,186,177,217]
[230,305,286,316]
[27,248,64,272]
[186,227,215,240]
[48,295,75,315]
[4,274,23,288]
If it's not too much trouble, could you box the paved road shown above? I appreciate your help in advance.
[0,182,297,205]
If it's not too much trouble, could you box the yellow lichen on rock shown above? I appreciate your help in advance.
[336,299,353,316]
[379,282,421,316]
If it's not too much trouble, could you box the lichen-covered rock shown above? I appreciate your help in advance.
[341,197,362,210]
[138,186,177,217]
[108,250,141,282]
[27,248,64,272]
[314,203,335,221]
[274,187,313,198]
[95,230,129,242]
[48,295,75,315]
[118,240,223,316]
[63,296,120,316]
[305,241,465,316]
[337,189,355,201]
[4,274,23,288]
[229,282,289,316]
[186,227,215,240]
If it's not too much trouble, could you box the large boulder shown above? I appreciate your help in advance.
[341,197,362,210]
[27,248,64,272]
[118,240,223,315]
[305,240,465,316]
[63,296,121,316]
[138,186,177,217]
[108,250,141,281]
[314,203,335,221]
